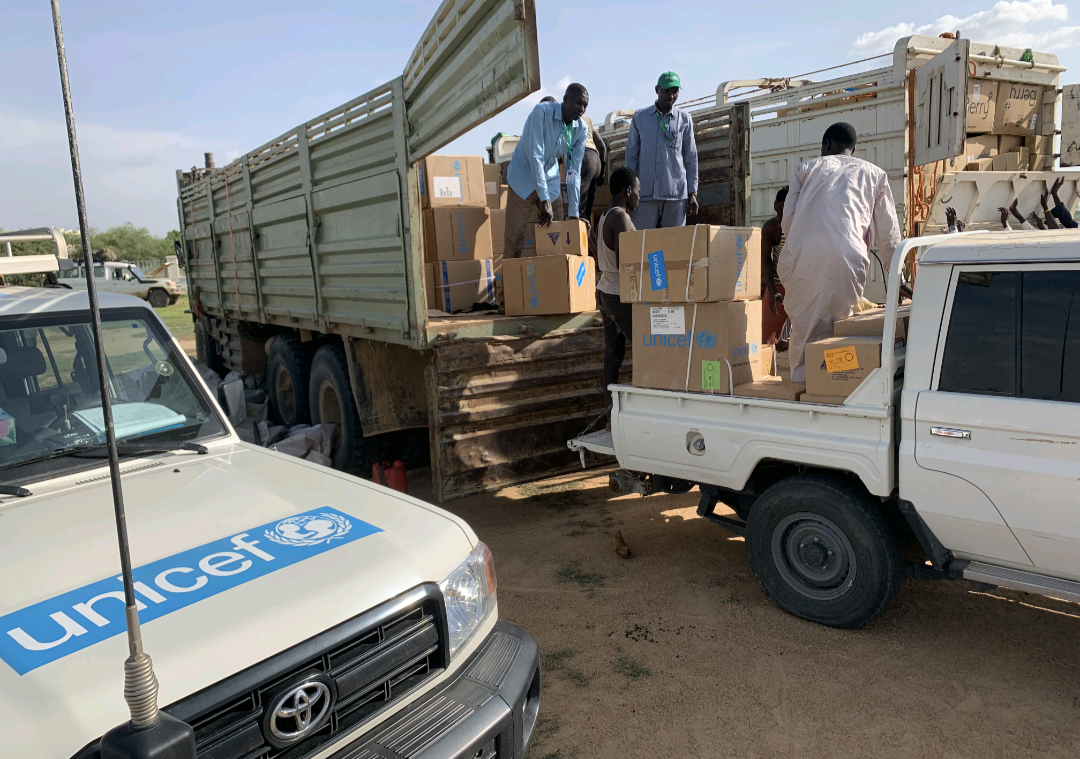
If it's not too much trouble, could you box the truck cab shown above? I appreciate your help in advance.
[576,231,1080,629]
[0,254,540,758]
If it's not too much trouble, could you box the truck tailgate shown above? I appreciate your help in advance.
[609,385,897,497]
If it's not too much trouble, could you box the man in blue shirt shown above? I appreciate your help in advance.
[504,84,590,258]
[625,72,699,229]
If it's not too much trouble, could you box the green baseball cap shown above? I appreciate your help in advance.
[657,71,681,90]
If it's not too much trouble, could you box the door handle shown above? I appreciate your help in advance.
[931,426,971,440]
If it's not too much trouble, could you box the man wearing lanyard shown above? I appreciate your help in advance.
[503,83,590,258]
[625,72,699,230]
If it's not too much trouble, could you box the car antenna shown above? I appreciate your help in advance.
[48,2,196,757]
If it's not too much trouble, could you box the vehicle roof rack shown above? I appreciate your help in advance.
[0,227,75,278]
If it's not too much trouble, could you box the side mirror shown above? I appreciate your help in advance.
[174,240,187,270]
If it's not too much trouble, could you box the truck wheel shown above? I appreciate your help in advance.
[267,335,312,427]
[745,475,900,629]
[308,344,388,472]
[147,289,170,309]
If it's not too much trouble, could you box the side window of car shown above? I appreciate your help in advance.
[939,271,1019,396]
[939,269,1080,403]
[1019,271,1080,402]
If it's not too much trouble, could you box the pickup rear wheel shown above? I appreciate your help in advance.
[147,289,170,308]
[746,475,900,629]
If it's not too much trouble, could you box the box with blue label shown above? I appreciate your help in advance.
[423,207,493,263]
[619,225,760,304]
[424,260,496,314]
[503,255,595,316]
[631,300,766,393]
[418,155,486,209]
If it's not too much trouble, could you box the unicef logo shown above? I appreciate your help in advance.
[736,234,743,249]
[265,513,352,547]
[751,342,759,354]
[695,329,717,349]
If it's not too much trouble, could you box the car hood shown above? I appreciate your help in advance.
[0,444,474,758]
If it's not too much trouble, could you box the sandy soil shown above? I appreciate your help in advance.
[413,467,1080,759]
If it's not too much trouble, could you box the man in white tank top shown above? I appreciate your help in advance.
[597,166,641,412]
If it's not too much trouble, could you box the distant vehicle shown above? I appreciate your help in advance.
[60,259,186,308]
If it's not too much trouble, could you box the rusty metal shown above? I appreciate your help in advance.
[427,328,630,502]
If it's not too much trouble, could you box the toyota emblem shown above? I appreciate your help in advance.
[263,674,336,747]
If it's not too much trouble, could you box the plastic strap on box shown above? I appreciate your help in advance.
[637,233,646,302]
[684,303,698,391]
[683,224,699,302]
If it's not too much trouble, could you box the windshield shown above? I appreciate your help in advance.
[129,265,147,280]
[0,309,225,481]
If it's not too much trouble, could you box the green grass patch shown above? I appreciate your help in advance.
[155,297,196,356]
[612,653,651,680]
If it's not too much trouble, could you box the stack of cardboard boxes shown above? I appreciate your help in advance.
[801,305,910,403]
[959,79,1051,171]
[420,155,497,314]
[503,219,596,316]
[626,225,789,395]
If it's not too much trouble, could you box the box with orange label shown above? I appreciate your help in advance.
[804,336,884,398]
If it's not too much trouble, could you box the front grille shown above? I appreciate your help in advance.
[73,585,447,759]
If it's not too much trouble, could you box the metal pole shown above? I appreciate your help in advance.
[50,0,160,728]
[3,242,11,257]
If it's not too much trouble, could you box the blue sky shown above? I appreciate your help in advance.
[3,0,1079,235]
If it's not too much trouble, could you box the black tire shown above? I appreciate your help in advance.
[308,344,389,473]
[267,335,312,427]
[745,475,901,629]
[147,289,170,308]
[388,428,431,470]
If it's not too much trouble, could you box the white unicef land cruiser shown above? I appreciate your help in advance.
[0,252,540,758]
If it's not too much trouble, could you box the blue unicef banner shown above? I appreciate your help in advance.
[0,508,381,675]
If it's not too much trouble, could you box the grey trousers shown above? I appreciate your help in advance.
[632,198,688,230]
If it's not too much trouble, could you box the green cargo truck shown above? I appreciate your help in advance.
[177,0,750,500]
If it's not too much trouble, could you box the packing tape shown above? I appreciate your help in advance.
[684,303,698,391]
[683,225,699,302]
[637,232,646,302]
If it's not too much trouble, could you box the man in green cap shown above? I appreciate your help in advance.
[625,71,699,229]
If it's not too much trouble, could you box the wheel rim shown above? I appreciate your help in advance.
[317,379,343,458]
[770,512,857,601]
[275,365,295,423]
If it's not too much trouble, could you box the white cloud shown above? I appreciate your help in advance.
[0,111,241,236]
[851,0,1080,55]
[556,75,573,92]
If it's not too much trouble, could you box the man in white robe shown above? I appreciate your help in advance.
[779,122,902,382]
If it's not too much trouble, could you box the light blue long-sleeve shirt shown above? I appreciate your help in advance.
[625,104,698,201]
[506,101,587,218]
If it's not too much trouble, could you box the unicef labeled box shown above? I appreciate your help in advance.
[423,207,493,263]
[619,225,759,304]
[632,300,765,394]
[503,255,595,316]
[418,155,486,209]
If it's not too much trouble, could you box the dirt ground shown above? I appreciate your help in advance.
[412,467,1080,759]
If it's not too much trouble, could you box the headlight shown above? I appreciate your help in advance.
[439,542,497,657]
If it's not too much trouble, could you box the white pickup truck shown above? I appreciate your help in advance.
[574,231,1080,628]
[0,255,540,758]
[59,260,187,308]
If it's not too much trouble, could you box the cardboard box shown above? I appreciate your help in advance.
[483,163,502,186]
[1031,154,1053,170]
[419,155,486,209]
[964,135,998,161]
[486,186,507,210]
[592,184,612,210]
[631,300,766,394]
[833,306,909,340]
[800,394,850,405]
[1026,134,1053,154]
[535,219,588,257]
[423,207,493,262]
[734,378,805,401]
[503,255,595,315]
[425,260,496,313]
[992,152,1022,172]
[965,80,998,134]
[804,336,883,398]
[998,135,1024,154]
[994,82,1043,136]
[620,225,759,304]
[488,209,506,257]
[963,157,994,172]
